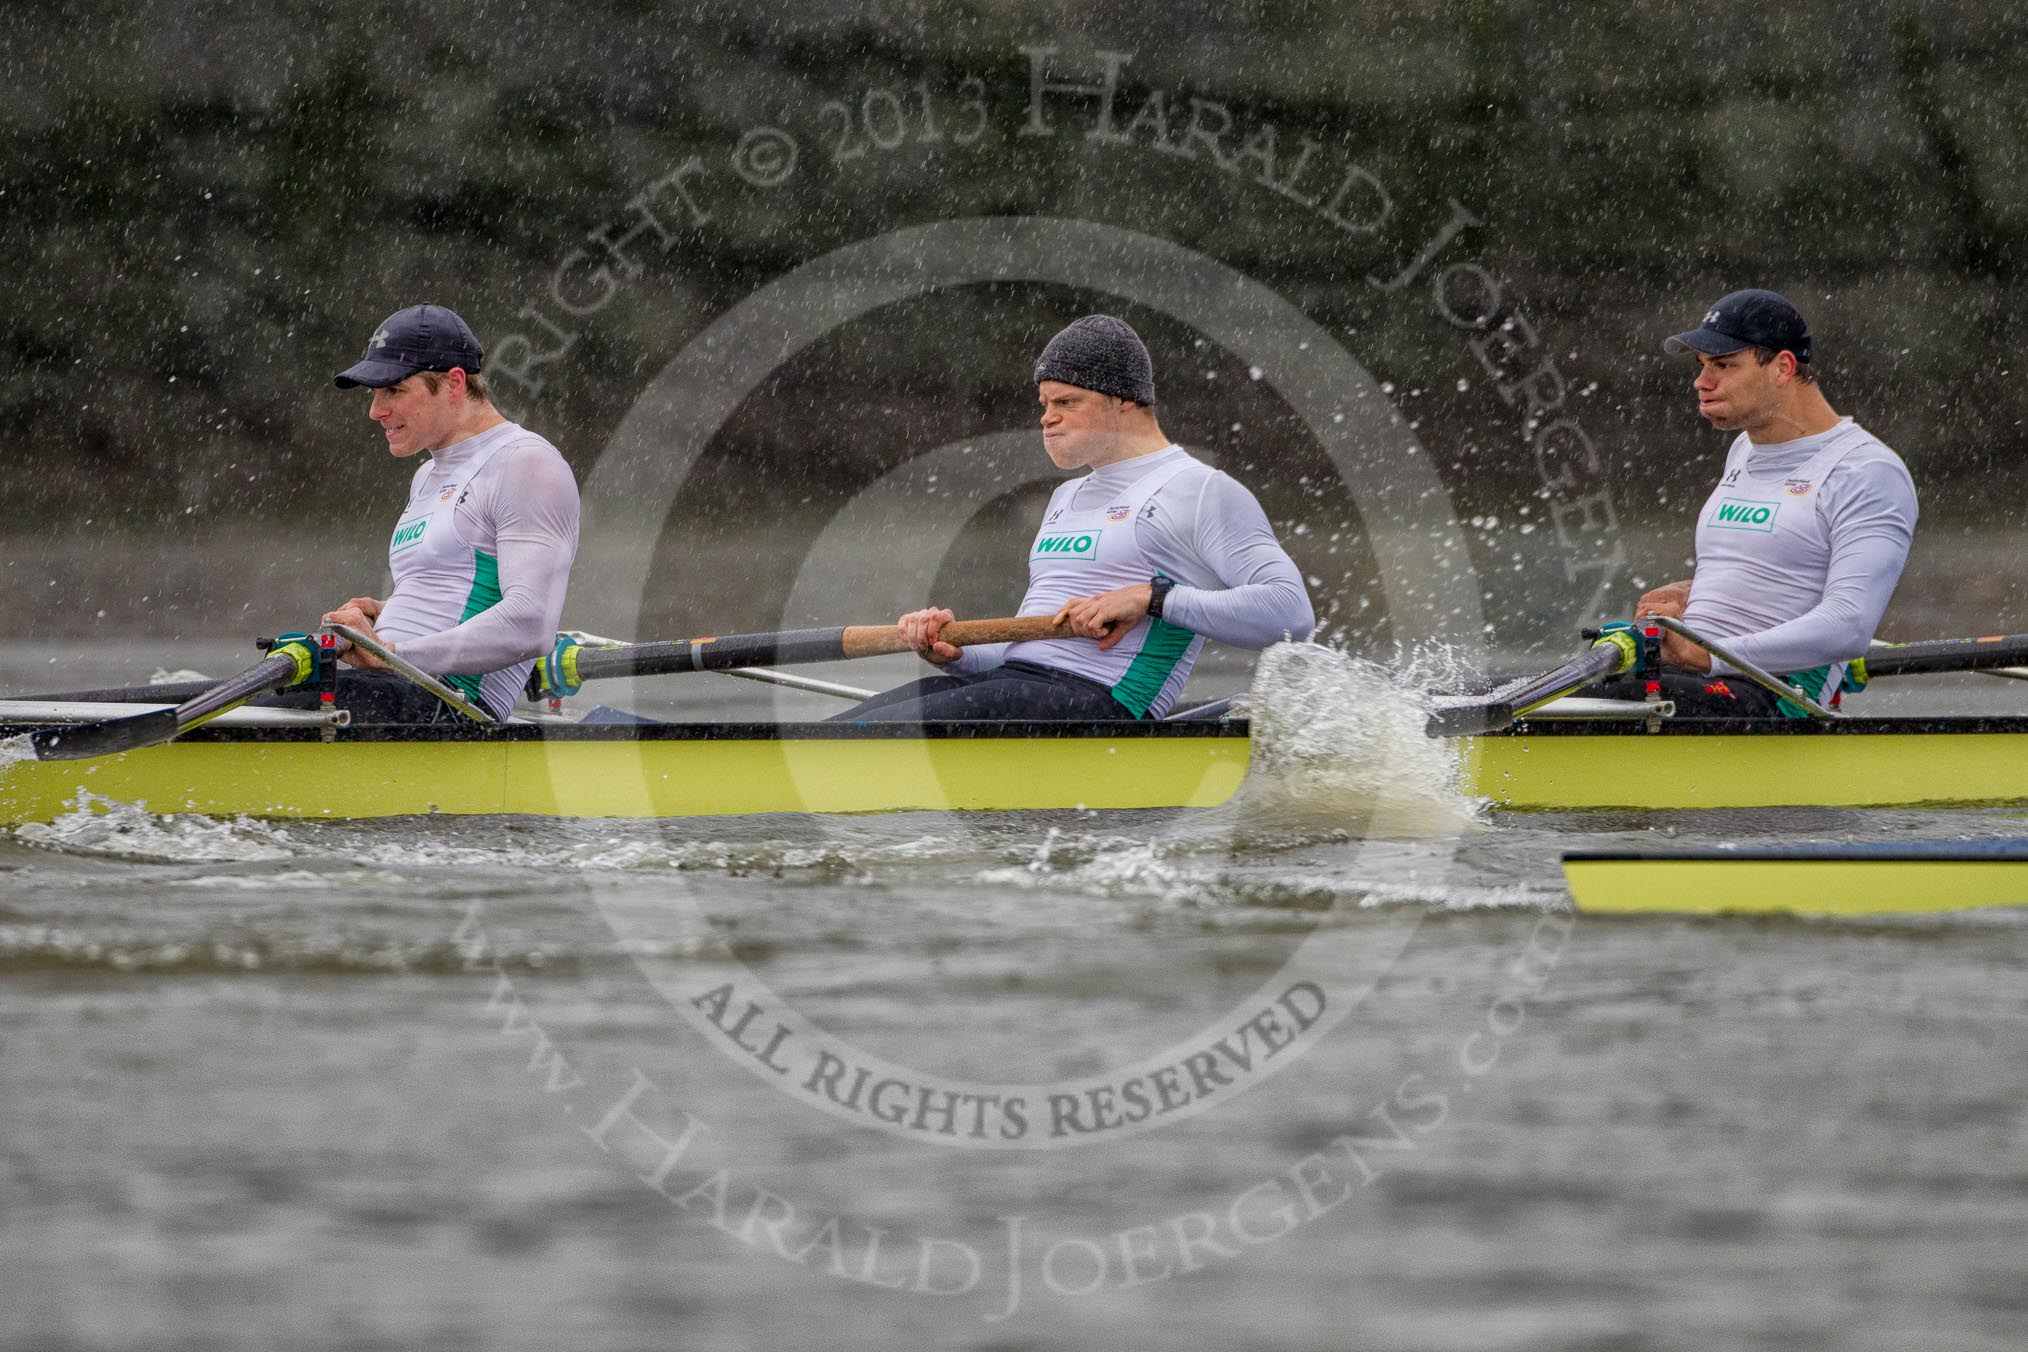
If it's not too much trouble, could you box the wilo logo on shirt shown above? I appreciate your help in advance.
[1032,530,1100,559]
[1708,498,1779,533]
[390,517,430,552]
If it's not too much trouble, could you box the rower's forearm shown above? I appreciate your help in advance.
[1164,579,1315,648]
[1711,602,1877,677]
[943,641,1009,675]
[1708,534,1909,677]
[390,588,563,675]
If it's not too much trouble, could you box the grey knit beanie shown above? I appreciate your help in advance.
[1033,315,1157,405]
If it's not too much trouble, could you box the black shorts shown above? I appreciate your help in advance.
[829,661,1135,723]
[1578,670,1790,718]
[257,670,493,724]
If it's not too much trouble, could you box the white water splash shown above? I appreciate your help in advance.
[13,792,296,862]
[1217,641,1482,838]
[981,838,1193,899]
[978,836,1558,912]
[162,870,339,890]
[0,734,31,774]
[4,788,987,875]
[376,832,960,876]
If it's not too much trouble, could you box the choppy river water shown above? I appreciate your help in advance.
[2,640,2025,1351]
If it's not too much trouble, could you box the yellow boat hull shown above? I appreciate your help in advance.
[1461,724,2028,810]
[1564,844,2028,917]
[4,716,2028,823]
[0,725,1252,822]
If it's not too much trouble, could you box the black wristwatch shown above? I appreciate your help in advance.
[1147,574,1175,619]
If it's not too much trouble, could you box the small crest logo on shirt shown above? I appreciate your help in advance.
[1045,507,1065,525]
[1785,479,1813,496]
[1721,467,1743,487]
[1105,504,1132,521]
[436,484,458,502]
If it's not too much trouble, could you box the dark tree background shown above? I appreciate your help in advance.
[4,0,2022,638]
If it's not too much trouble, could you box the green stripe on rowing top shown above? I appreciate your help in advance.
[445,549,502,705]
[1777,663,1832,719]
[1110,618,1193,719]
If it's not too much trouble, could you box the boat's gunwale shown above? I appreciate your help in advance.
[1567,840,2028,865]
[1503,713,2028,737]
[0,716,1255,746]
[5,712,2027,746]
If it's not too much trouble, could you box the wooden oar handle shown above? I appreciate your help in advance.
[837,615,1075,659]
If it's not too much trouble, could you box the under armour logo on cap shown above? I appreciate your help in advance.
[1664,289,1813,363]
[334,305,485,390]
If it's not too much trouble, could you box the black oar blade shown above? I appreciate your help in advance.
[23,646,313,764]
[29,708,180,761]
[1423,639,1633,738]
[1424,699,1516,738]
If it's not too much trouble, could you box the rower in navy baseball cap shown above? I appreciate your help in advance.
[1663,289,1813,364]
[334,304,484,389]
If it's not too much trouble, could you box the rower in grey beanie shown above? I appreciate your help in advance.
[1033,314,1158,405]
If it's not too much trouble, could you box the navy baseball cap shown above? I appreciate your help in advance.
[1663,289,1812,364]
[334,304,484,389]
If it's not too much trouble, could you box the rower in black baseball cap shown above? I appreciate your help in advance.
[257,304,580,724]
[1584,288,1917,718]
[1662,288,1813,363]
[334,303,485,389]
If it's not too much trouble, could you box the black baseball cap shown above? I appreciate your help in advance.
[1663,289,1812,364]
[333,304,484,389]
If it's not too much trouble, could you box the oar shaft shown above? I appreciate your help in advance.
[28,644,316,762]
[1863,633,2028,678]
[568,616,1072,682]
[1425,636,1635,738]
[1495,641,1630,719]
[170,650,306,729]
[570,628,849,680]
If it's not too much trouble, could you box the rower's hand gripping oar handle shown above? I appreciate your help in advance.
[532,615,1077,698]
[837,615,1073,659]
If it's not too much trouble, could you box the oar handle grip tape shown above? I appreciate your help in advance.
[536,634,586,699]
[1588,625,1641,678]
[257,633,337,691]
